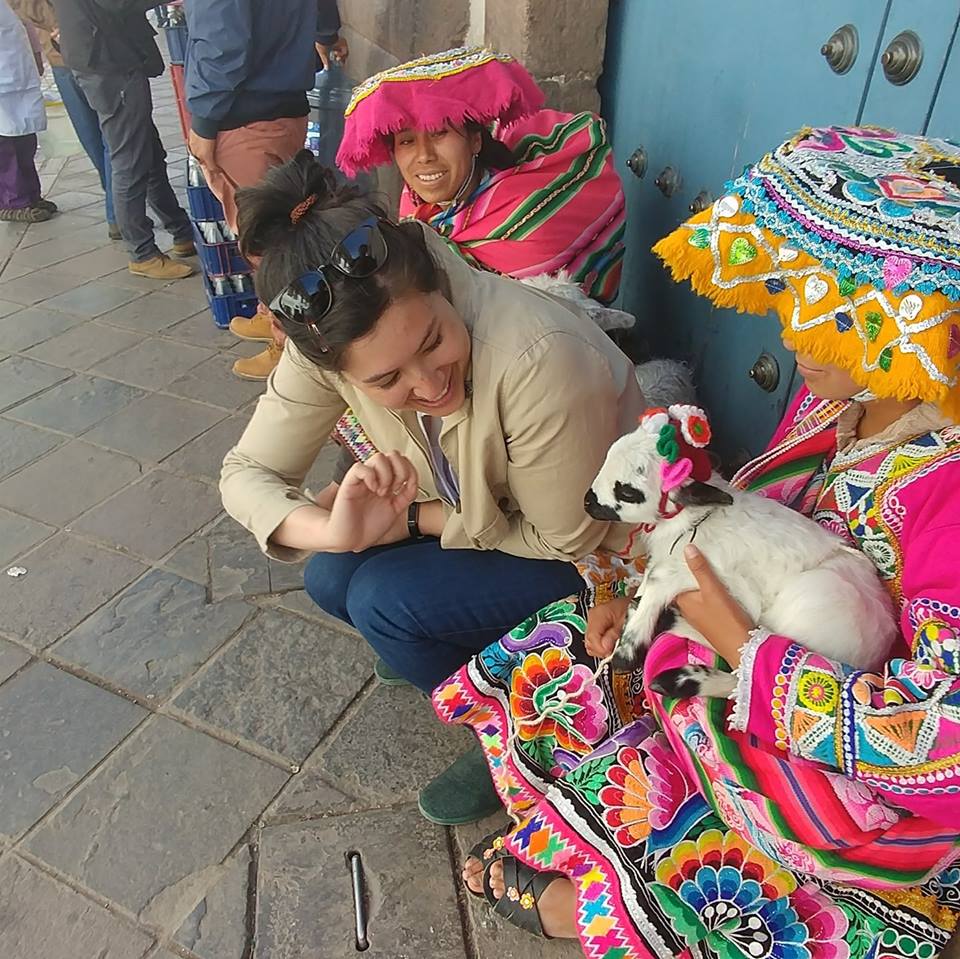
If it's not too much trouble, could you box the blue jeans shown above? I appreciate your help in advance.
[51,66,115,225]
[304,539,585,693]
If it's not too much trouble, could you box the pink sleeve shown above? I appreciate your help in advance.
[729,519,960,826]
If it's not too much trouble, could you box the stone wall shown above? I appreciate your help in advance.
[338,0,610,113]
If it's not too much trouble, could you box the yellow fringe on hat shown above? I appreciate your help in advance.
[653,209,960,421]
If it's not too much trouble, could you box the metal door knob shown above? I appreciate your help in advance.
[748,352,780,393]
[654,166,682,198]
[689,190,713,214]
[626,146,647,178]
[881,30,922,85]
[820,23,859,74]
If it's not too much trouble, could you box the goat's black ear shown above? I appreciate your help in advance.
[675,481,734,507]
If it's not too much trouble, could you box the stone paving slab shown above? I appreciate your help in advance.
[24,715,289,929]
[0,308,88,353]
[53,570,251,701]
[1,533,146,650]
[317,685,471,805]
[162,415,249,485]
[72,470,223,561]
[0,417,61,479]
[0,355,71,409]
[173,608,374,764]
[0,266,95,306]
[41,281,145,320]
[0,440,143,526]
[92,338,217,391]
[99,288,209,333]
[82,393,226,462]
[0,638,30,684]
[173,844,251,959]
[160,534,211,586]
[256,809,467,959]
[0,855,155,959]
[205,516,271,600]
[0,661,145,838]
[7,373,146,435]
[164,314,239,350]
[24,320,142,371]
[265,767,361,824]
[0,508,53,567]
[166,355,266,411]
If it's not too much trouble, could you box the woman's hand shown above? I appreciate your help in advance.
[674,546,753,667]
[323,452,418,552]
[585,595,632,658]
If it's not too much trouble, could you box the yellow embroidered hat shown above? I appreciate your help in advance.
[653,127,960,417]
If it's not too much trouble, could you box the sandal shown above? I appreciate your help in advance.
[473,828,565,938]
[463,827,509,899]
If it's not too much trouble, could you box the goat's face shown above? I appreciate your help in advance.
[585,428,663,525]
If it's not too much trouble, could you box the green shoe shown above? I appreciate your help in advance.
[418,744,503,825]
[373,658,410,686]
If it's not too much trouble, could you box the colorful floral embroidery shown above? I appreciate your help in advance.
[510,647,608,756]
[503,599,586,652]
[599,746,655,846]
[796,669,841,713]
[652,829,850,959]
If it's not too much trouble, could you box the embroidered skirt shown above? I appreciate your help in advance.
[432,592,959,958]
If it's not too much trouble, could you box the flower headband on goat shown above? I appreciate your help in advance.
[641,405,713,496]
[336,46,544,178]
[653,126,960,418]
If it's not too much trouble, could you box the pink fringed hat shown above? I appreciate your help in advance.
[336,47,545,178]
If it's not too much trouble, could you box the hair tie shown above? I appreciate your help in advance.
[290,193,318,225]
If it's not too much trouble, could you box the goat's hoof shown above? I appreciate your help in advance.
[650,666,707,698]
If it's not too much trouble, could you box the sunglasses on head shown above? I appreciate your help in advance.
[268,217,390,342]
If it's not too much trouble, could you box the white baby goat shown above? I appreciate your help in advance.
[584,407,898,697]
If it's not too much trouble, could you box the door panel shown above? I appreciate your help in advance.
[924,16,960,137]
[601,0,888,464]
[858,2,960,133]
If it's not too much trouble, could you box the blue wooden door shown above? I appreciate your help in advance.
[922,12,960,138]
[600,0,951,465]
[858,3,960,132]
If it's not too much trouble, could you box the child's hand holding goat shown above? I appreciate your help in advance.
[585,405,898,698]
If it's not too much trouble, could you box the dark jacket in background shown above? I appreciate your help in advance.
[185,0,335,139]
[50,0,163,76]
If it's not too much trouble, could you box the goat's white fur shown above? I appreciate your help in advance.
[588,424,899,690]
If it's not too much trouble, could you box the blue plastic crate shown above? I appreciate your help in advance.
[164,24,188,65]
[186,182,224,221]
[192,222,249,277]
[203,273,258,329]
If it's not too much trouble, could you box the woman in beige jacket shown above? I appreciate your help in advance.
[221,151,644,823]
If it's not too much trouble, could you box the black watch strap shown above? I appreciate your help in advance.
[407,501,423,540]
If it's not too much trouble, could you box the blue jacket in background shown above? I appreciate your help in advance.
[185,0,340,139]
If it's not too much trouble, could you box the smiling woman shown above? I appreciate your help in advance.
[220,149,646,825]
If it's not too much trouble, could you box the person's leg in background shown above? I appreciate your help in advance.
[143,124,195,251]
[0,134,52,222]
[74,70,194,280]
[50,65,118,238]
[304,537,585,823]
[195,117,307,381]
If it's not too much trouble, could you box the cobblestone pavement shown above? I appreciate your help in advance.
[0,77,582,958]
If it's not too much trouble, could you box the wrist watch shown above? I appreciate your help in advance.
[407,501,424,540]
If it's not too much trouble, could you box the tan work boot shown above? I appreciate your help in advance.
[170,239,197,258]
[129,254,194,280]
[229,310,274,342]
[232,340,283,381]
